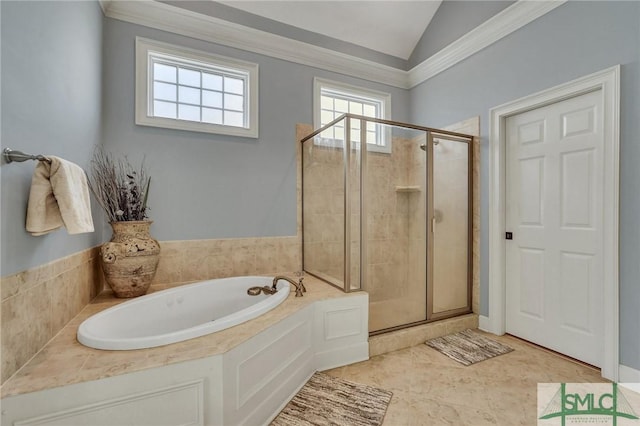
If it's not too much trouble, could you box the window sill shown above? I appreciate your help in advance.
[135,114,258,138]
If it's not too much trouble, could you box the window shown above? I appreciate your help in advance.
[136,38,258,138]
[313,78,391,152]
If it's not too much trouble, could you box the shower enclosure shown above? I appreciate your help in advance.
[301,114,473,334]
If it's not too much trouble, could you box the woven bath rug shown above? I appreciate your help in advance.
[271,372,393,426]
[425,329,514,366]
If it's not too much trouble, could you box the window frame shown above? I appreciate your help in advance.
[135,37,259,138]
[313,77,392,153]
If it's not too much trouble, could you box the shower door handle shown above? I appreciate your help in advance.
[431,217,436,233]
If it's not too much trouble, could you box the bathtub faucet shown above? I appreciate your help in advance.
[272,275,306,297]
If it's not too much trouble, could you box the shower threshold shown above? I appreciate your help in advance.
[368,313,478,357]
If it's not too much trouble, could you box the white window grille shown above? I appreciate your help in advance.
[313,78,391,153]
[136,38,258,138]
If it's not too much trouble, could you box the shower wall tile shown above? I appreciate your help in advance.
[1,247,103,384]
[300,119,479,330]
[301,134,346,285]
[366,138,424,327]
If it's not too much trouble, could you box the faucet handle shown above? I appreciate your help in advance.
[295,271,306,292]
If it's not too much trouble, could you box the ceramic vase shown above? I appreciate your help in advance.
[100,220,160,298]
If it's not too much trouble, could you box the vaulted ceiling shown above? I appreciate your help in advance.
[218,1,442,60]
[100,1,565,89]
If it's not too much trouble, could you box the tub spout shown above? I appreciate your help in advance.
[272,275,305,297]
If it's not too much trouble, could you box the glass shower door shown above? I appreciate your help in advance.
[366,123,428,333]
[428,133,472,319]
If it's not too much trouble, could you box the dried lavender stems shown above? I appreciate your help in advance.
[87,149,150,222]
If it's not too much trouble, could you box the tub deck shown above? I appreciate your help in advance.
[1,275,356,398]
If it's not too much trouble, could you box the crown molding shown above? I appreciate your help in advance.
[103,0,566,90]
[407,1,567,87]
[98,0,111,15]
[103,0,409,89]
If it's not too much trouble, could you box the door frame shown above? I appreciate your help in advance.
[487,66,620,380]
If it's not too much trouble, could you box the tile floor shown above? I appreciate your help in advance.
[326,331,606,425]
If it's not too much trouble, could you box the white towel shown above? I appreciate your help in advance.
[26,156,94,236]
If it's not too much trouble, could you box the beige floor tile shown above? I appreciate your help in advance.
[326,331,605,425]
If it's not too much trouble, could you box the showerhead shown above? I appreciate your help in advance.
[419,140,439,151]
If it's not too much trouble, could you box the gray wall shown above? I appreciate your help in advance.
[101,17,410,243]
[1,1,104,276]
[408,0,514,68]
[409,1,640,369]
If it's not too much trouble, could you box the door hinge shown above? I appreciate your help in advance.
[506,232,513,240]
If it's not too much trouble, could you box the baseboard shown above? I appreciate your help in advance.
[619,364,640,383]
[479,315,491,332]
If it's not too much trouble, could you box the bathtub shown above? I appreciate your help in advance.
[77,276,291,350]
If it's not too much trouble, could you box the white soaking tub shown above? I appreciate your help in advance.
[77,276,290,350]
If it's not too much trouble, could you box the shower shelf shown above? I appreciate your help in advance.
[395,185,421,193]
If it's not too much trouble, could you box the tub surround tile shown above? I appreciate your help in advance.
[1,288,51,384]
[47,275,75,335]
[153,249,183,284]
[1,247,102,384]
[1,233,302,387]
[151,236,302,286]
[0,275,357,398]
[0,247,102,303]
[0,274,24,301]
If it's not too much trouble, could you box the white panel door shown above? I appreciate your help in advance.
[505,89,604,367]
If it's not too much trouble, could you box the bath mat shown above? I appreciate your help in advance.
[271,372,392,426]
[425,329,514,366]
